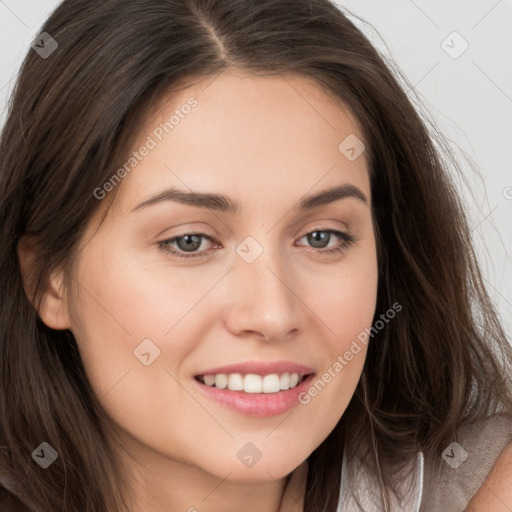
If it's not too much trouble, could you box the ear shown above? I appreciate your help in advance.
[17,236,72,330]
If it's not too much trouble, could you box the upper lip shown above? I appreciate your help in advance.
[194,360,315,377]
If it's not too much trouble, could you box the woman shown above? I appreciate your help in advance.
[1,0,511,511]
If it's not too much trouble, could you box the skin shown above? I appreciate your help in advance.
[466,443,512,511]
[24,69,379,512]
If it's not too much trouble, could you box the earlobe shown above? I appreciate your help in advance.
[17,236,72,330]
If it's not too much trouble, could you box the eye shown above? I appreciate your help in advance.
[157,228,356,259]
[157,233,217,258]
[296,228,356,255]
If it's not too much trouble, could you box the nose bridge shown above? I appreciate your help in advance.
[226,235,301,340]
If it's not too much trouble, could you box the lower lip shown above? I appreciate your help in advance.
[193,374,315,417]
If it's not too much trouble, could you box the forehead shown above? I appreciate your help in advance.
[102,69,371,219]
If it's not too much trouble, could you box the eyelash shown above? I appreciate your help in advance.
[157,228,356,259]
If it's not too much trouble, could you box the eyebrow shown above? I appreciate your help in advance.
[130,183,368,214]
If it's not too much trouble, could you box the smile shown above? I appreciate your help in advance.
[195,372,310,393]
[193,373,316,417]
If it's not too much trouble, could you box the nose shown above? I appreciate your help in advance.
[223,244,303,342]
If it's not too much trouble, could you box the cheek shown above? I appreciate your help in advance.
[310,245,379,354]
[67,253,210,460]
[297,245,378,419]
[66,247,161,396]
[67,243,221,412]
[72,238,210,341]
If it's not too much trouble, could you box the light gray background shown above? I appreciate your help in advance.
[1,0,511,337]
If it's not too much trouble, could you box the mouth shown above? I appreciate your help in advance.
[194,372,314,394]
[193,371,316,417]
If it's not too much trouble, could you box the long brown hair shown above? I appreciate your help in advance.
[1,0,511,510]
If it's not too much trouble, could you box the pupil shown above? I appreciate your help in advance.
[179,234,201,252]
[309,231,329,248]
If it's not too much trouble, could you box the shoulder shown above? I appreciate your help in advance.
[420,412,512,512]
[466,441,512,511]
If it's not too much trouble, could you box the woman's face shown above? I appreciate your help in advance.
[53,70,378,490]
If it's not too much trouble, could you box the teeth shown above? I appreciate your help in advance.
[214,374,228,389]
[262,374,280,393]
[204,375,216,386]
[280,372,290,390]
[198,372,307,393]
[228,373,244,391]
[245,374,263,393]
